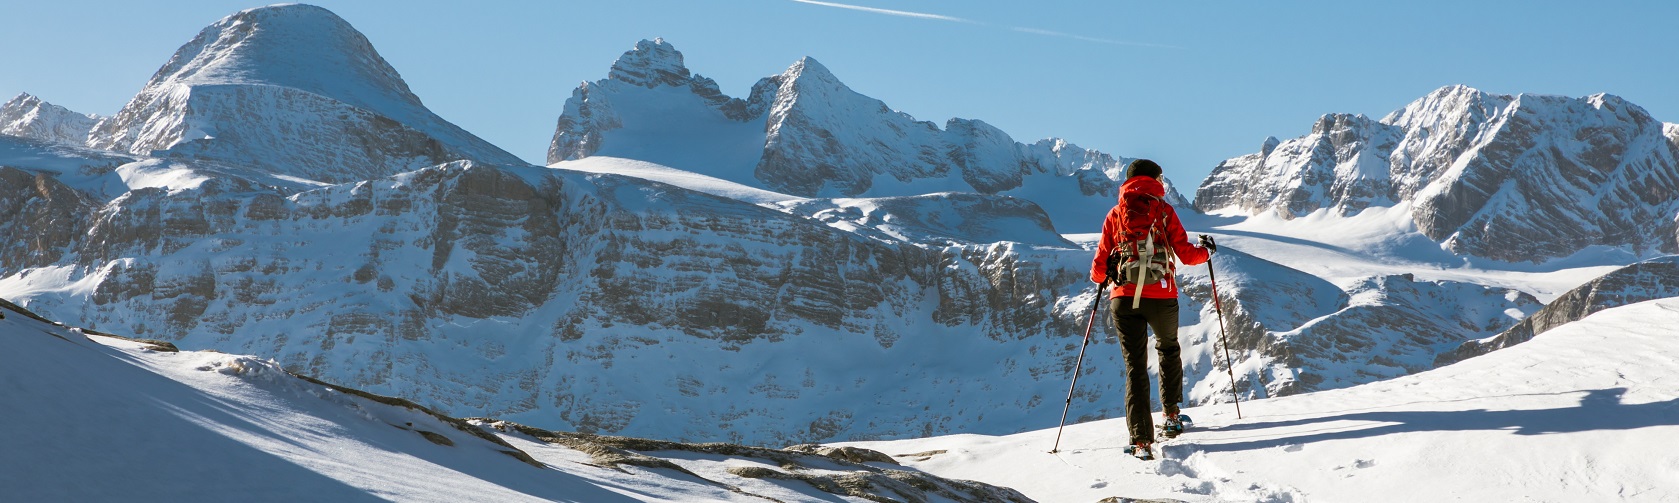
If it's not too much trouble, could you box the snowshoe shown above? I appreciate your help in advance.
[1159,413,1194,439]
[1123,443,1155,461]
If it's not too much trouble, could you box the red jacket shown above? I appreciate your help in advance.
[1089,176,1209,299]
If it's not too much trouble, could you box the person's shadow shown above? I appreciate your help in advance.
[1185,388,1679,453]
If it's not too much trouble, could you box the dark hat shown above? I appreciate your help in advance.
[1126,159,1162,179]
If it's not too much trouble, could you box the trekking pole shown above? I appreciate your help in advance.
[1050,281,1107,453]
[1205,251,1244,419]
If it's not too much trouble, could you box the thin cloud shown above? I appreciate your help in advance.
[790,0,975,23]
[789,1,1178,49]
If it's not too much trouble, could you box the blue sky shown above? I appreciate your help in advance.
[3,0,1674,189]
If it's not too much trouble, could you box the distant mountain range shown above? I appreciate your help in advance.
[1,3,1673,447]
[1195,85,1679,262]
[545,37,1186,232]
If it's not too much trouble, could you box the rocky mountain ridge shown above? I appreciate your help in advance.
[1195,85,1679,262]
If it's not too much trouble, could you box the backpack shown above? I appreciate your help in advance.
[1107,194,1176,308]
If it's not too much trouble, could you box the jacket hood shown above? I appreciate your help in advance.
[1119,176,1166,203]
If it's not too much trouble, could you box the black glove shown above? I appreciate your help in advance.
[1198,234,1217,253]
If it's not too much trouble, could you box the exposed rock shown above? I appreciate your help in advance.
[784,443,899,464]
[482,421,1033,503]
[0,166,98,268]
[416,430,454,446]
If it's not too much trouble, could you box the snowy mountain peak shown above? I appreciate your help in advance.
[607,38,693,88]
[785,56,837,83]
[85,4,524,183]
[772,56,852,102]
[0,93,101,145]
[146,3,419,112]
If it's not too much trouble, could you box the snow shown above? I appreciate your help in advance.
[551,156,806,205]
[843,297,1679,502]
[1187,203,1627,303]
[114,158,214,193]
[0,263,108,300]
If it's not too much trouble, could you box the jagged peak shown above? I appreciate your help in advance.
[3,92,41,108]
[1382,84,1513,128]
[1,92,102,144]
[1260,136,1281,156]
[2,93,93,118]
[145,3,420,111]
[1585,92,1625,107]
[783,56,840,85]
[1310,113,1379,134]
[607,38,692,88]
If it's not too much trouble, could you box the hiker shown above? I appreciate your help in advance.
[1088,159,1214,458]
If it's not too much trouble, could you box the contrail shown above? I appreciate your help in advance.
[790,0,975,23]
[1011,27,1185,50]
[790,0,1180,49]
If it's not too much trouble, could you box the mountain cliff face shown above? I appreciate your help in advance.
[546,39,1176,232]
[1196,85,1679,262]
[84,4,525,183]
[4,146,1531,441]
[0,94,102,145]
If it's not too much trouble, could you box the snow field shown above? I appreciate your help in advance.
[844,298,1679,502]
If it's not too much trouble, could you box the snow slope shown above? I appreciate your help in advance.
[845,297,1679,502]
[0,300,1027,503]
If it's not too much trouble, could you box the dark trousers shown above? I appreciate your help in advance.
[1111,296,1182,444]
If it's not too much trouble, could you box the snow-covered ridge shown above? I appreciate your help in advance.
[1197,85,1679,262]
[85,3,525,183]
